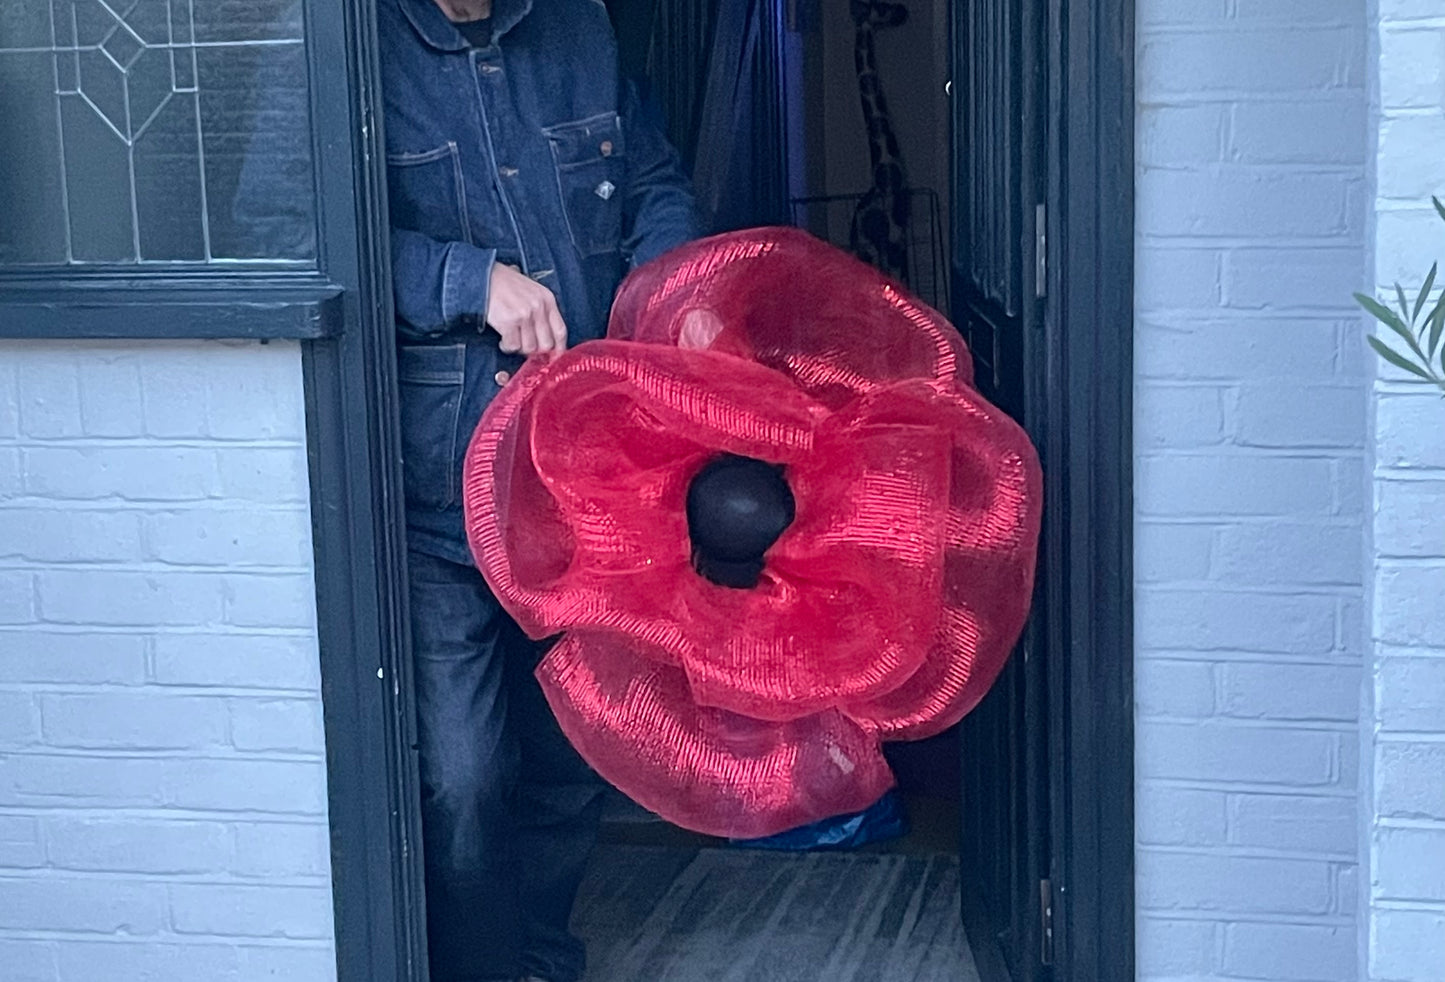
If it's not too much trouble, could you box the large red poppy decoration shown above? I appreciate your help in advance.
[463,228,1042,839]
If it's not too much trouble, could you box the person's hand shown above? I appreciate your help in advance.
[486,264,568,356]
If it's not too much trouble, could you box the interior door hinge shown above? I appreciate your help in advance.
[1040,878,1055,966]
[1034,203,1047,299]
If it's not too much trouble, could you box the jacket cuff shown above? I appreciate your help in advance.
[440,241,497,331]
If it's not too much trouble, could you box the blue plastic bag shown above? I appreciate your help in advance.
[727,789,910,851]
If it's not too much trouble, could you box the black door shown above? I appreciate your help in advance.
[949,0,1052,979]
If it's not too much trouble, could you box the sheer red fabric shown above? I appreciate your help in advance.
[463,227,1042,838]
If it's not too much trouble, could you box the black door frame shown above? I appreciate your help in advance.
[300,1,428,977]
[1042,0,1135,979]
[951,0,1134,978]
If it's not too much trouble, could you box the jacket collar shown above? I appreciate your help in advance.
[397,0,534,52]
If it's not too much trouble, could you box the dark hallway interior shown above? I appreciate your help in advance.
[574,845,979,981]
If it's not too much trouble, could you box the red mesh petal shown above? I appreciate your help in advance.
[465,341,819,641]
[463,358,582,639]
[674,390,952,721]
[527,343,817,591]
[536,631,895,839]
[845,388,1043,740]
[608,227,972,408]
[528,341,822,488]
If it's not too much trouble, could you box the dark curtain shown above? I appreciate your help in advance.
[606,0,788,233]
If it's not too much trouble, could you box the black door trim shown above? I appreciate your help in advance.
[1043,0,1135,979]
[301,1,428,980]
[950,0,1133,975]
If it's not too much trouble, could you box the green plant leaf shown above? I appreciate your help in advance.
[1428,295,1445,359]
[1358,292,1406,330]
[1363,293,1433,362]
[1434,195,1445,223]
[1358,292,1415,338]
[1415,263,1438,323]
[1397,283,1412,323]
[1369,335,1436,382]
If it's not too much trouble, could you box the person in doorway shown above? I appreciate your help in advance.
[378,0,700,980]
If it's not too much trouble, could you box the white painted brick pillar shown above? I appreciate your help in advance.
[1135,0,1370,979]
[0,340,335,982]
[1367,3,1445,980]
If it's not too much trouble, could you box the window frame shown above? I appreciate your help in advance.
[1,0,357,341]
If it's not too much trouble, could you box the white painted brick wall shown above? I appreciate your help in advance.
[1135,0,1370,978]
[0,340,335,982]
[1369,5,1445,982]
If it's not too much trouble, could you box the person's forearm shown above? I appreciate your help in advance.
[390,228,498,338]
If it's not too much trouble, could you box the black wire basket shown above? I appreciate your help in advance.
[788,187,950,314]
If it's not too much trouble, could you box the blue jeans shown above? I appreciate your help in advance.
[408,548,604,982]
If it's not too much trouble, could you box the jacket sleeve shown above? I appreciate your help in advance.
[620,79,702,269]
[388,229,497,339]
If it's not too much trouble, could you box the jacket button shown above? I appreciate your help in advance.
[599,140,614,156]
[494,370,511,386]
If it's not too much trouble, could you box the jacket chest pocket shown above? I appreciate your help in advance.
[387,142,471,244]
[542,112,625,258]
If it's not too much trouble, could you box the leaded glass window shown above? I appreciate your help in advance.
[0,0,317,266]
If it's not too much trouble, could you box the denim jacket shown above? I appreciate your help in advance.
[380,0,700,563]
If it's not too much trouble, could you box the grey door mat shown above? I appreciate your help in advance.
[573,845,981,982]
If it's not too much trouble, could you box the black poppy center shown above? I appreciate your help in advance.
[686,455,796,589]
